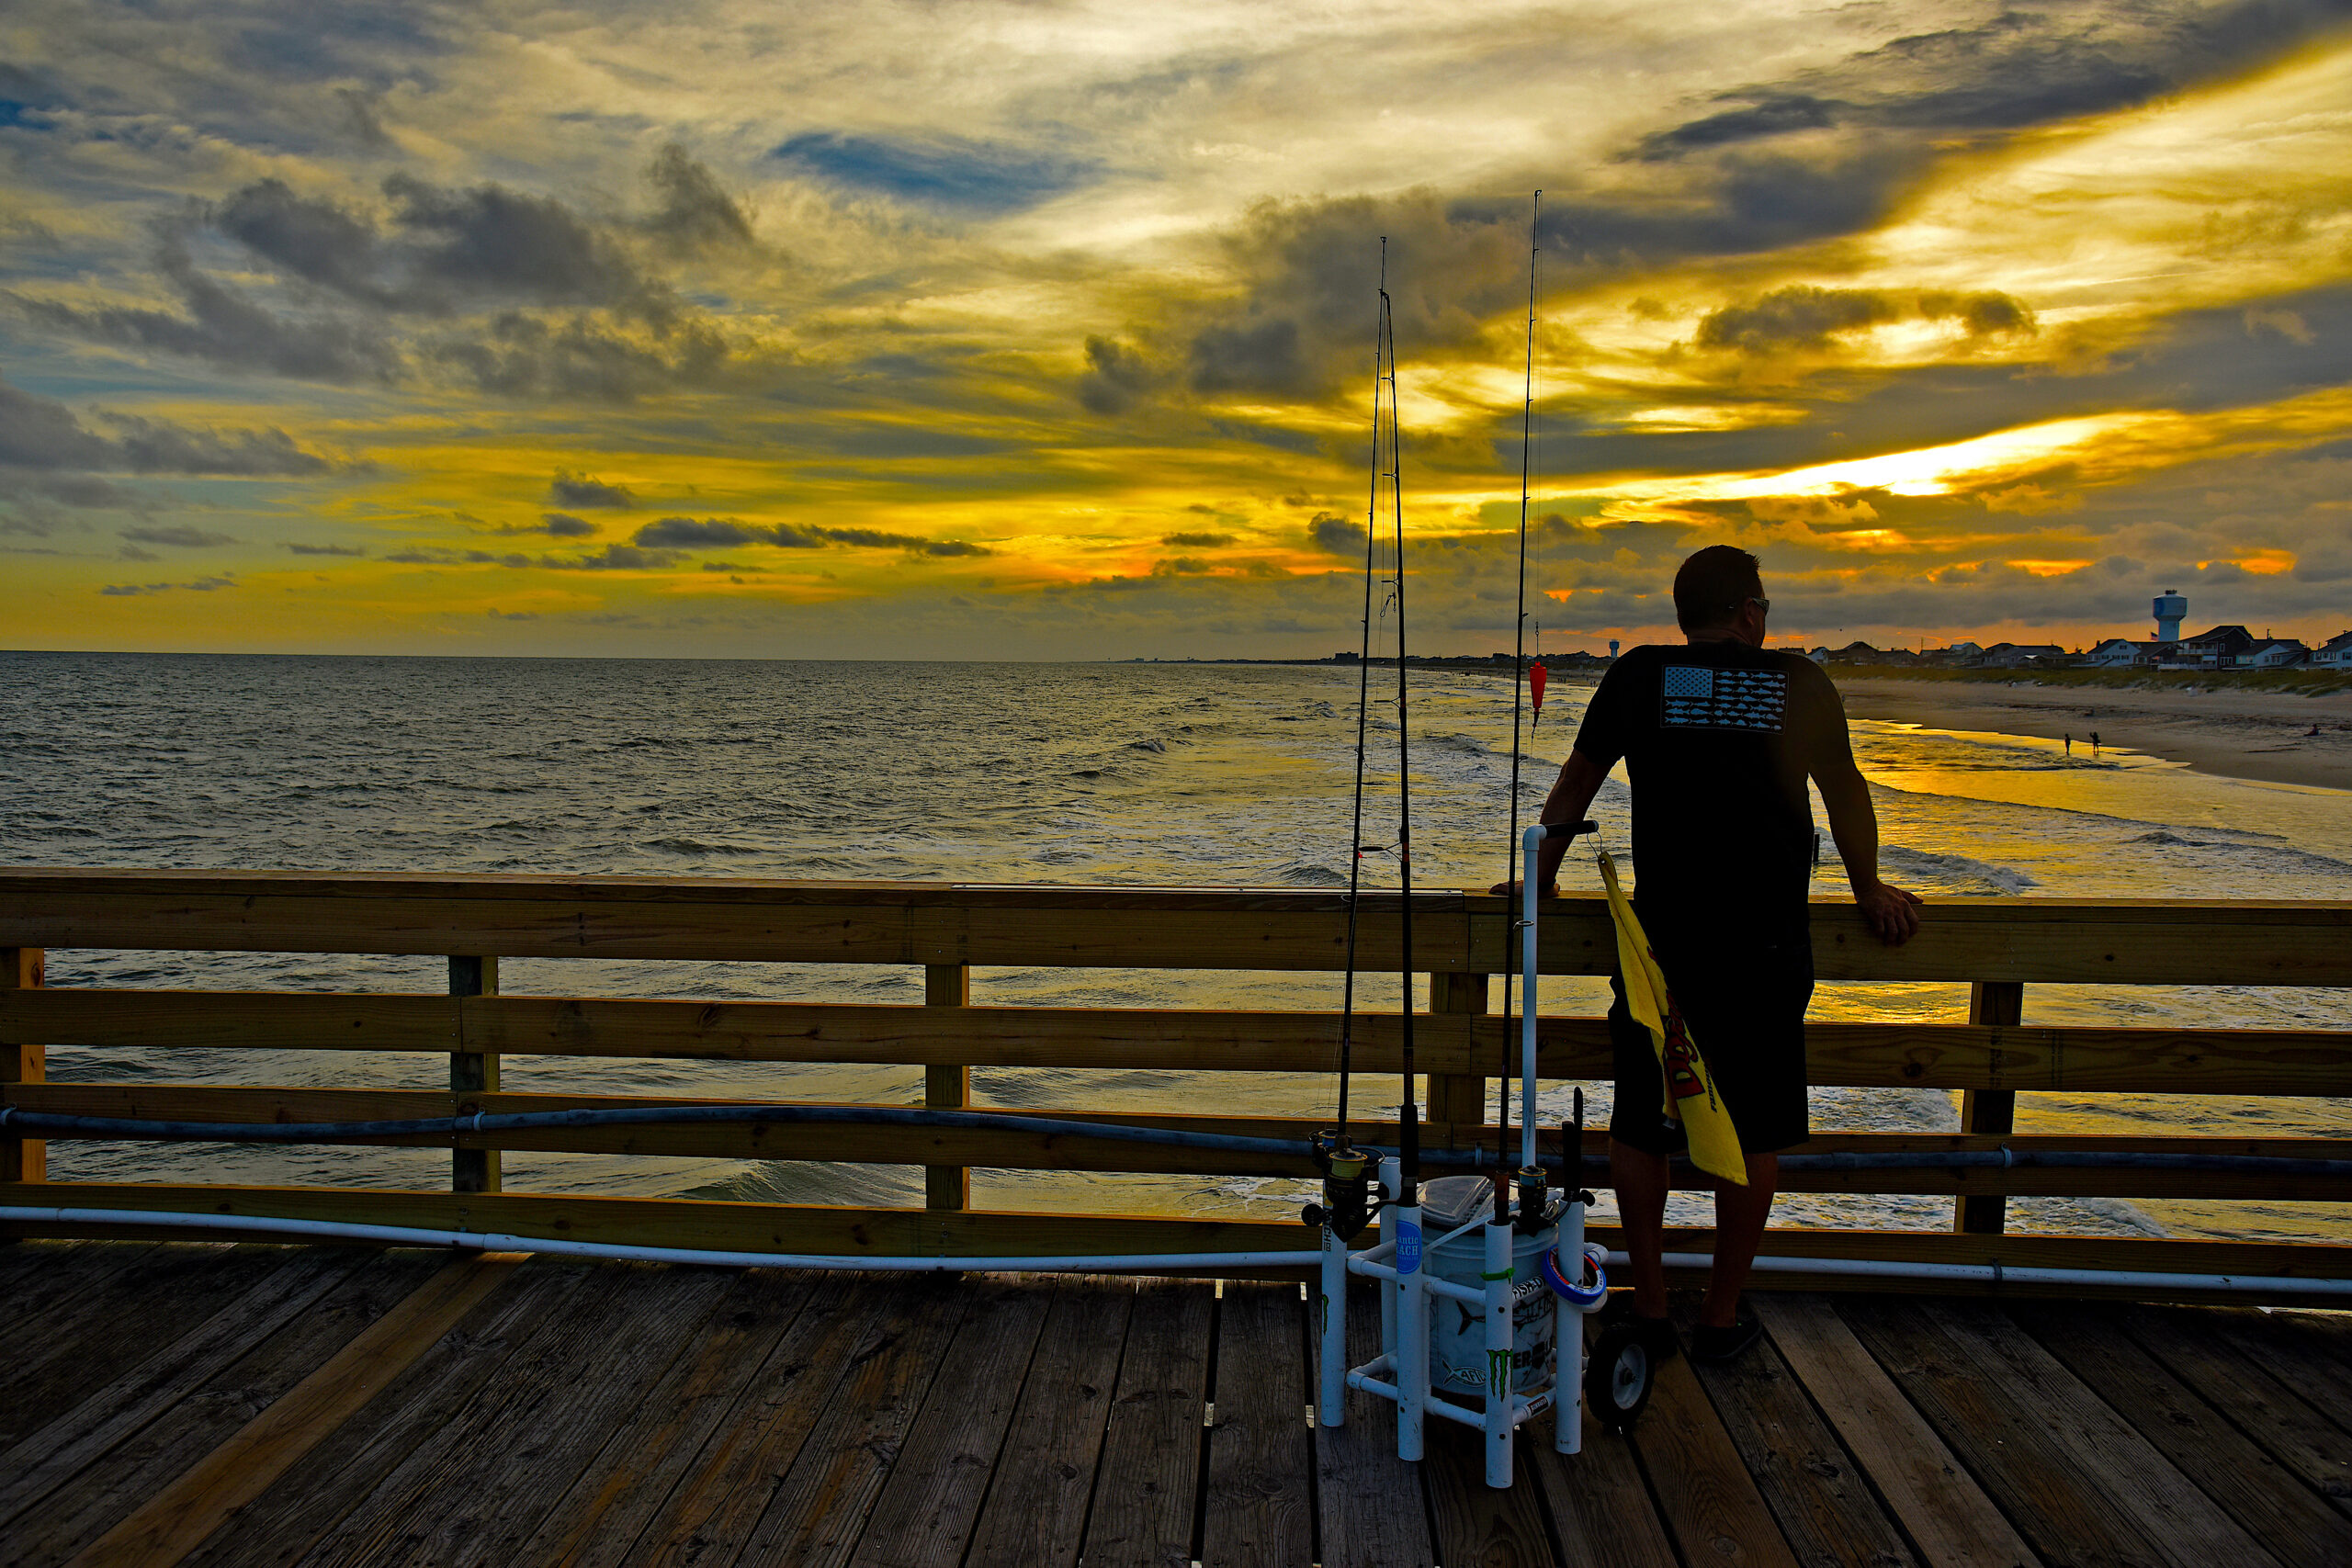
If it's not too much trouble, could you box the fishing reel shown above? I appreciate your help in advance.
[1302,1132,1378,1242]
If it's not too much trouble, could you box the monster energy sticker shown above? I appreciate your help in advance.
[1659,664,1787,733]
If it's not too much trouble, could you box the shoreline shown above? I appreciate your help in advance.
[1831,675,2352,791]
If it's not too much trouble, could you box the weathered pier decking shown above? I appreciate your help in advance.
[5,1239,2350,1568]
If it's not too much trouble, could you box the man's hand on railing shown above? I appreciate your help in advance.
[1853,876,1923,945]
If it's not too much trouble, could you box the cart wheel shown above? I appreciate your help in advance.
[1585,1323,1652,1433]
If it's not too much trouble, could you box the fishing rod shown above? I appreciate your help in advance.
[1498,190,1540,1227]
[1378,250,1420,1213]
[1309,240,1393,1243]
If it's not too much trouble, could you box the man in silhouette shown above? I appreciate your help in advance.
[1506,546,1919,1362]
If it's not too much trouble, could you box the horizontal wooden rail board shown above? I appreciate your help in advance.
[7,1086,2349,1198]
[4,870,2348,983]
[6,1185,2349,1299]
[6,988,2347,1095]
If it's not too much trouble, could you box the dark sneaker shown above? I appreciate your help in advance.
[1690,1313,1764,1364]
[1598,1293,1679,1365]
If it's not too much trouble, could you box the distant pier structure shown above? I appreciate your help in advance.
[2154,589,2187,641]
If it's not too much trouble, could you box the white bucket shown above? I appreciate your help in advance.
[1419,1176,1558,1397]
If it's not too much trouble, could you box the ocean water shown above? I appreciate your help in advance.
[4,650,2347,1243]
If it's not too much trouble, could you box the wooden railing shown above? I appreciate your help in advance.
[3,870,2349,1297]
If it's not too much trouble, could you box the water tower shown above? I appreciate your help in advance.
[2153,590,2186,642]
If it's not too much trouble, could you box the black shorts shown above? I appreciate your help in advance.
[1607,917,1814,1158]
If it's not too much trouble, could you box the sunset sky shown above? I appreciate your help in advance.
[3,0,2348,659]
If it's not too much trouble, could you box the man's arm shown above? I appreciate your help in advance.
[1815,753,1921,944]
[1489,748,1609,895]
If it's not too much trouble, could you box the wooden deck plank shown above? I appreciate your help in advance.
[730,1273,972,1568]
[2157,1304,2352,1440]
[1314,1280,1436,1568]
[1749,1296,2040,1568]
[68,1251,523,1568]
[1529,1419,1680,1568]
[0,1236,91,1292]
[1083,1278,1214,1568]
[1198,1281,1314,1568]
[624,1272,904,1568]
[1675,1300,1920,1568]
[507,1268,820,1568]
[2015,1303,2352,1568]
[174,1258,594,1568]
[1424,1415,1556,1568]
[1,1242,255,1446]
[1631,1355,1803,1568]
[2112,1305,2352,1514]
[283,1261,648,1568]
[359,1262,741,1568]
[1914,1303,2282,1566]
[1839,1299,2264,1568]
[14,1248,447,1568]
[845,1277,1055,1567]
[963,1279,1132,1568]
[0,1244,365,1526]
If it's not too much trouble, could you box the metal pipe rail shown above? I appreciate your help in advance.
[7,1106,2351,1180]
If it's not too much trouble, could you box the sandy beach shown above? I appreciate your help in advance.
[1833,676,2352,791]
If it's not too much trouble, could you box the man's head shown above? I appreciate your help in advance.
[1673,545,1767,642]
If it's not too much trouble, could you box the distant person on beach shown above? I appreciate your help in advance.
[2092,731,2101,754]
[2064,733,2073,755]
[1499,544,1919,1366]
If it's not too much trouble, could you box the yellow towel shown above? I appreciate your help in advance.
[1596,850,1747,1186]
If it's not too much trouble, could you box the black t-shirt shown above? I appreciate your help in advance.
[1572,640,1849,920]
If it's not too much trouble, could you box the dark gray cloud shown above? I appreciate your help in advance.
[635,515,756,547]
[0,375,333,485]
[0,377,112,469]
[549,542,686,570]
[644,143,755,253]
[384,172,661,313]
[818,525,931,548]
[547,471,635,508]
[286,540,364,555]
[212,178,389,303]
[8,235,397,382]
[1696,287,2036,353]
[1079,336,1157,414]
[1162,531,1233,547]
[427,310,727,401]
[1636,1,2352,159]
[629,515,995,556]
[20,148,751,397]
[538,511,596,536]
[105,415,334,475]
[121,524,237,547]
[772,130,1098,213]
[1634,95,1842,160]
[97,574,234,595]
[1309,512,1367,556]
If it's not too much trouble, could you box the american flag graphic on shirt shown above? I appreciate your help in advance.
[1658,665,1788,733]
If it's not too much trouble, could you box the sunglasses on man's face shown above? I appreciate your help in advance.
[1725,596,1770,616]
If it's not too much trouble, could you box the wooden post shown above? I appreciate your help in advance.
[3,947,45,1187]
[448,955,500,1195]
[924,964,971,1211]
[1955,980,2024,1234]
[1427,973,1489,1152]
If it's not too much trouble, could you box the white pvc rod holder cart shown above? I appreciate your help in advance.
[1316,821,1609,1489]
